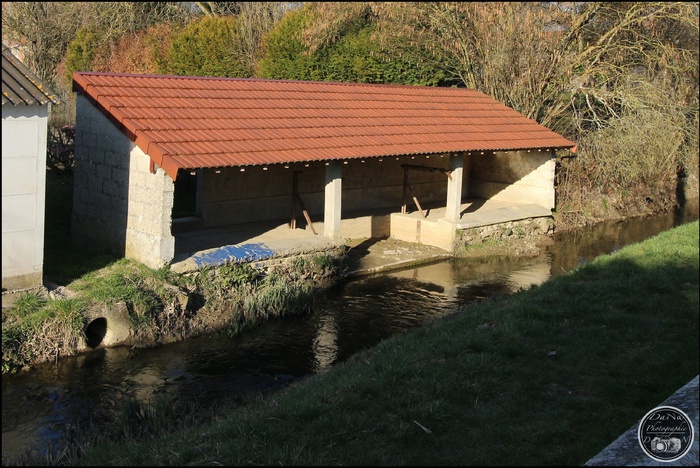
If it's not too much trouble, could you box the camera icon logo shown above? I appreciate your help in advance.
[650,436,682,454]
[638,406,694,462]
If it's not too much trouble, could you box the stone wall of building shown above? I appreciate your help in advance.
[469,150,556,209]
[123,151,175,267]
[199,154,451,227]
[72,95,175,268]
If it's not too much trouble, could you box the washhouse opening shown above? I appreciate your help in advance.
[173,169,198,218]
[85,317,107,349]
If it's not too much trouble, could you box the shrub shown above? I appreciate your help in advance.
[257,4,449,86]
[256,5,318,80]
[101,23,178,75]
[64,28,102,82]
[160,16,251,77]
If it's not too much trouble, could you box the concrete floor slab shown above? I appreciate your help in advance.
[169,199,551,274]
[170,224,339,274]
[344,237,451,277]
[400,199,552,228]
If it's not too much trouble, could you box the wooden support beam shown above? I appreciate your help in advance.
[401,165,427,218]
[290,171,299,229]
[296,193,317,235]
[402,167,408,215]
[406,182,426,219]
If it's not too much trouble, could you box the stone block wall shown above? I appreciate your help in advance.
[124,151,175,267]
[201,163,322,226]
[72,95,175,268]
[313,213,392,239]
[342,154,448,212]
[469,150,555,209]
[200,154,451,227]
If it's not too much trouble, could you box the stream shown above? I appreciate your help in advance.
[2,201,698,462]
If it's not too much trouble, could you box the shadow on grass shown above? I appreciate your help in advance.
[43,172,118,285]
[70,221,699,466]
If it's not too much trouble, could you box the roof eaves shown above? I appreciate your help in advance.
[146,143,179,180]
[2,44,59,106]
[73,77,181,180]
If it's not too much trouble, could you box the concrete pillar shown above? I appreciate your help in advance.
[445,153,464,222]
[324,160,343,239]
[549,149,557,210]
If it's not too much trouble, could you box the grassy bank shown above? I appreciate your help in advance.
[2,252,344,373]
[2,173,346,373]
[66,220,698,466]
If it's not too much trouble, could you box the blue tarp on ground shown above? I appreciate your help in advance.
[191,243,275,269]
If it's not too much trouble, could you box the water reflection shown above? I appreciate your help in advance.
[313,313,339,373]
[2,203,698,462]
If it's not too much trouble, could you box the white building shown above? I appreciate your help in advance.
[2,44,59,292]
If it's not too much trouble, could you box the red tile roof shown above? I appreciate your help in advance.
[72,72,576,180]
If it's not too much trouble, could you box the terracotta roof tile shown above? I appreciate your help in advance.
[72,72,576,180]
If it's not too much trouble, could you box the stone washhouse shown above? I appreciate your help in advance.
[70,72,577,271]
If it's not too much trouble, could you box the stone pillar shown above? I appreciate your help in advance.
[324,160,343,239]
[445,153,464,222]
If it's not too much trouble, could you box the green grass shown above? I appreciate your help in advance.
[2,292,87,374]
[69,259,169,314]
[72,220,699,466]
[3,173,338,374]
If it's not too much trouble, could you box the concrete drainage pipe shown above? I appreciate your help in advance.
[81,302,132,350]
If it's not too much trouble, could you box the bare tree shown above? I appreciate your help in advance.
[234,2,292,71]
[561,2,698,133]
[2,2,193,86]
[303,2,697,137]
[194,2,242,16]
[2,2,82,86]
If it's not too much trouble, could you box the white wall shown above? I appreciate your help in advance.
[2,104,49,291]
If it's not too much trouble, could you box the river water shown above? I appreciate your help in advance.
[2,202,698,462]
